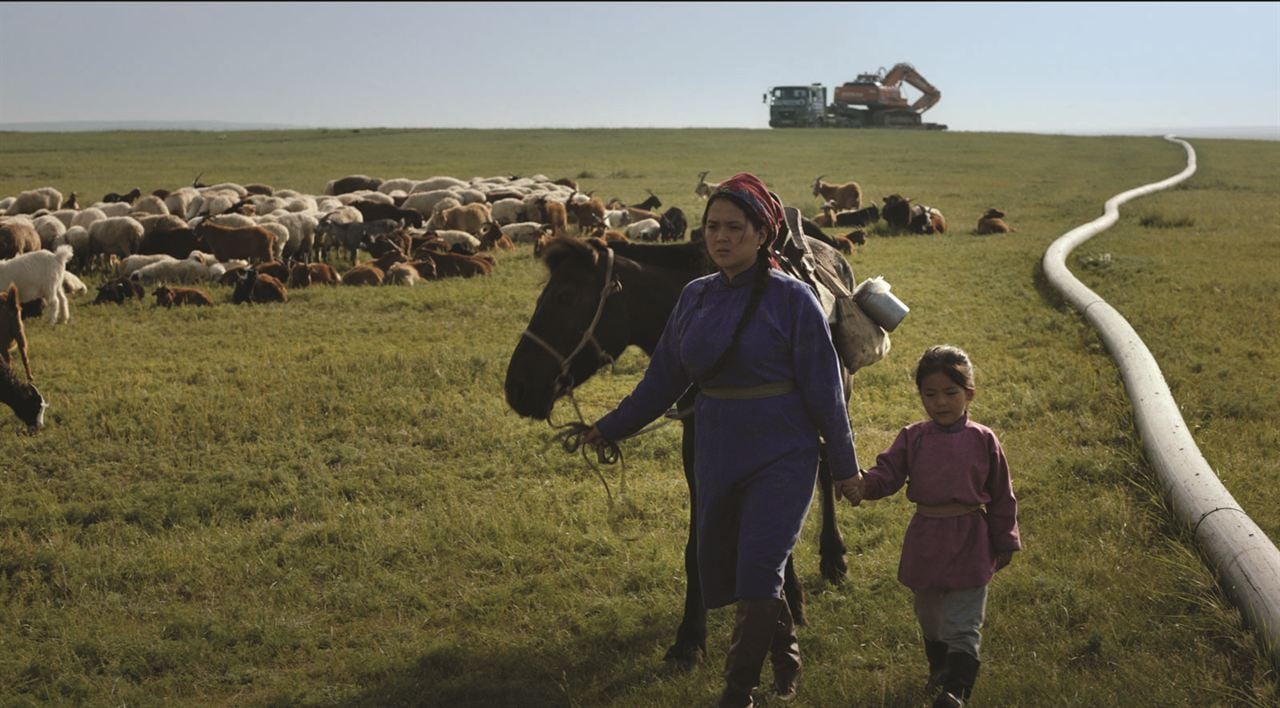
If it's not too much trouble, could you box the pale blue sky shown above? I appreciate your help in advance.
[1,2,1277,134]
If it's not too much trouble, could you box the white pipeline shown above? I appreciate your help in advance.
[1042,136,1280,668]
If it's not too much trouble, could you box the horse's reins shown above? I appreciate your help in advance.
[519,246,683,508]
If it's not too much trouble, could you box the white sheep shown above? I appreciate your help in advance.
[263,212,317,261]
[489,198,526,225]
[283,195,318,212]
[62,270,87,295]
[48,209,77,229]
[378,178,417,194]
[5,187,63,215]
[164,187,199,218]
[204,182,248,198]
[0,245,73,324]
[32,215,67,249]
[401,190,456,217]
[53,226,90,265]
[432,230,482,251]
[91,202,133,218]
[128,253,216,285]
[258,222,290,261]
[130,195,169,216]
[500,222,553,244]
[452,188,487,205]
[430,197,462,216]
[0,197,13,213]
[87,216,145,259]
[207,213,255,229]
[70,207,106,230]
[116,254,177,279]
[136,214,188,237]
[412,177,468,193]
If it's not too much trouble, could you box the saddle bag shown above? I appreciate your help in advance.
[779,207,895,373]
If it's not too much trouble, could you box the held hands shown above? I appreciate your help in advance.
[994,551,1014,572]
[835,471,865,507]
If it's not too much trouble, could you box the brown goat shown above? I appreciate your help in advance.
[540,198,569,238]
[233,269,288,303]
[153,286,214,308]
[976,208,1016,234]
[195,221,275,263]
[420,251,493,278]
[288,263,340,288]
[384,262,420,286]
[0,284,32,382]
[342,264,385,286]
[565,192,606,233]
[812,176,862,211]
[254,260,290,282]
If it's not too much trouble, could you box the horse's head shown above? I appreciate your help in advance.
[505,237,630,420]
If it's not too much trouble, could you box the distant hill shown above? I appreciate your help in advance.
[0,120,307,132]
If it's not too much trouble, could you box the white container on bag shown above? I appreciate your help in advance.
[853,277,909,332]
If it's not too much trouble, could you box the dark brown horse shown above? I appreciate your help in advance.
[504,236,853,670]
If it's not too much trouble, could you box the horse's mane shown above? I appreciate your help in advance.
[541,237,710,279]
[608,241,711,278]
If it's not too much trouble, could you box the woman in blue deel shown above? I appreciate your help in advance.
[584,173,862,707]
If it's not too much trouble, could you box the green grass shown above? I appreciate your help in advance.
[1,129,1277,705]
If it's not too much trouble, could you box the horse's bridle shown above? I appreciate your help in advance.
[520,246,624,402]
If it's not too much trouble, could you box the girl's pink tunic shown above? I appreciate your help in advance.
[861,417,1020,589]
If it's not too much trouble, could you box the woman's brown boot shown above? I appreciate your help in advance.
[770,597,801,701]
[718,598,784,708]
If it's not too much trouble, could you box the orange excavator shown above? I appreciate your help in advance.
[832,63,943,128]
[765,62,945,130]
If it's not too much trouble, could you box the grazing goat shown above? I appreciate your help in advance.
[0,246,73,324]
[0,361,46,433]
[233,267,288,303]
[195,221,275,263]
[812,176,862,211]
[1,284,32,381]
[139,226,201,260]
[153,286,214,307]
[976,208,1016,234]
[351,200,424,228]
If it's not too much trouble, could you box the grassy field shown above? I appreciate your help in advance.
[1,128,1277,706]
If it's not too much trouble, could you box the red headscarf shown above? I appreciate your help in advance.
[704,172,785,249]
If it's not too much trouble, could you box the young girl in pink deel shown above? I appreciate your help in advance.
[847,345,1020,707]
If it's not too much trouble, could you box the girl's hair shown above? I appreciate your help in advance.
[915,345,976,391]
[699,196,771,384]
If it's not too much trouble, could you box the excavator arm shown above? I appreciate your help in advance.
[881,63,941,114]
